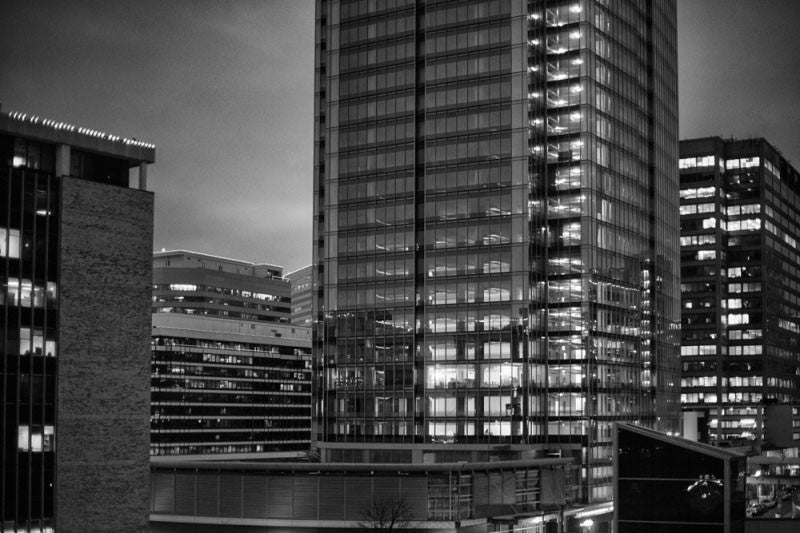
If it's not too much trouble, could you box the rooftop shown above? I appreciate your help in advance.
[1,109,155,163]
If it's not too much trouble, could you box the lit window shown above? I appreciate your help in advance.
[18,425,29,451]
[0,228,20,258]
[696,250,716,260]
[169,284,197,291]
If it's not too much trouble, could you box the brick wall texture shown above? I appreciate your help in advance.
[56,177,153,532]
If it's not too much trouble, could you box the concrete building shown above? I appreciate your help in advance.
[313,0,680,505]
[679,138,800,444]
[150,456,599,533]
[1,109,154,531]
[151,251,312,460]
[286,265,313,326]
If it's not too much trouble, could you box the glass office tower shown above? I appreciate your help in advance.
[313,0,679,502]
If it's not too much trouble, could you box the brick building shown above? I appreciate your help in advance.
[1,109,154,532]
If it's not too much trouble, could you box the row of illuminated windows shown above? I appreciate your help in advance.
[727,204,760,216]
[153,295,288,313]
[679,203,715,216]
[425,250,512,278]
[339,93,414,122]
[680,345,717,356]
[425,50,511,82]
[425,282,513,305]
[426,105,512,137]
[18,328,56,357]
[339,14,413,46]
[426,22,511,56]
[683,249,717,262]
[340,38,414,73]
[681,217,761,232]
[425,313,513,333]
[729,329,762,340]
[339,146,414,175]
[682,393,763,404]
[680,234,716,247]
[153,342,311,360]
[158,284,286,302]
[728,282,763,296]
[337,173,414,203]
[680,186,716,199]
[728,345,763,356]
[339,67,414,98]
[152,377,309,393]
[1,278,57,308]
[154,308,289,323]
[339,118,413,150]
[679,155,716,170]
[153,364,310,382]
[17,425,55,452]
[682,376,763,388]
[425,221,516,249]
[727,266,760,278]
[426,77,513,111]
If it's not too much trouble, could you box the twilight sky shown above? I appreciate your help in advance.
[1,1,799,273]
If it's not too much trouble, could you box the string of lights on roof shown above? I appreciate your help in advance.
[7,110,155,150]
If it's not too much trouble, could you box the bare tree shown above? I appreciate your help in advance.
[358,496,413,531]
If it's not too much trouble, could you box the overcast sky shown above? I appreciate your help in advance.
[2,1,799,273]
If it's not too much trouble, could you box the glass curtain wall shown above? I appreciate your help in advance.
[314,0,680,504]
[528,0,679,501]
[1,138,59,530]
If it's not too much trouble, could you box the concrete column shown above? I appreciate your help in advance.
[138,162,147,190]
[55,144,70,177]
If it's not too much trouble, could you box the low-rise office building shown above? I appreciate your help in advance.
[150,457,603,533]
[151,252,312,460]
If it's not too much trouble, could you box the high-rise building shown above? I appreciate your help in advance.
[1,110,154,531]
[679,137,800,444]
[151,251,312,460]
[286,265,314,326]
[313,0,679,503]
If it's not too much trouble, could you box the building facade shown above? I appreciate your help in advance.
[679,137,800,444]
[286,265,314,326]
[151,252,313,460]
[153,250,290,323]
[313,0,680,504]
[614,423,746,533]
[1,110,154,532]
[150,457,593,533]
